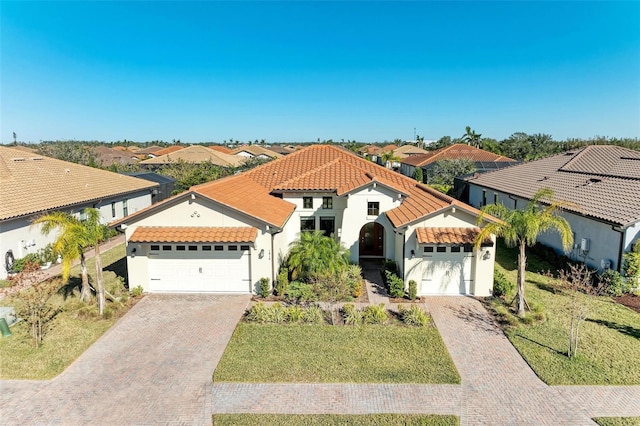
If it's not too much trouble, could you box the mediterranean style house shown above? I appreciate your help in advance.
[464,145,640,272]
[0,146,158,279]
[111,145,497,296]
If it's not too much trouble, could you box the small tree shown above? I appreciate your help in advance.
[558,264,602,358]
[622,240,640,290]
[15,263,62,348]
[413,167,423,183]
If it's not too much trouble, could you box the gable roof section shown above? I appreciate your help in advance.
[208,145,233,154]
[393,145,430,158]
[152,145,185,157]
[231,145,282,159]
[139,145,245,167]
[401,144,515,167]
[0,146,158,221]
[466,145,640,226]
[129,226,257,243]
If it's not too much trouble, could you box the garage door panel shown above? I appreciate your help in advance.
[420,252,474,295]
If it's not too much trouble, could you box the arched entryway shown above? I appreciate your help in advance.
[359,222,384,258]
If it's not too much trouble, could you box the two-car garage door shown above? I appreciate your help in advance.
[148,245,251,293]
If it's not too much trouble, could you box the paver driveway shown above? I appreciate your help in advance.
[1,294,250,425]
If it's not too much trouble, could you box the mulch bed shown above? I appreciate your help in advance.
[613,293,640,313]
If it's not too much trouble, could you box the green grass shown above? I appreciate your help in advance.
[212,414,459,425]
[0,244,138,380]
[593,418,640,426]
[214,323,460,384]
[490,240,640,385]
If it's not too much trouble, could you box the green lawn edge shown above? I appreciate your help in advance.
[593,417,640,426]
[214,322,460,384]
[212,414,459,426]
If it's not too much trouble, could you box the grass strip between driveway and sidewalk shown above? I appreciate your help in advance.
[212,414,459,425]
[491,240,640,385]
[593,418,640,426]
[214,323,460,384]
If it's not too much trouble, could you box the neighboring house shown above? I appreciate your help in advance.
[208,145,233,154]
[266,145,295,156]
[464,145,640,272]
[400,144,517,182]
[231,145,282,160]
[149,145,185,157]
[0,146,158,279]
[111,145,497,296]
[139,145,245,168]
[93,146,139,167]
[131,146,164,160]
[122,172,177,203]
[393,144,430,159]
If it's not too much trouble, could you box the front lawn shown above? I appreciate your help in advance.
[214,323,460,384]
[0,244,139,380]
[212,414,459,425]
[491,240,640,385]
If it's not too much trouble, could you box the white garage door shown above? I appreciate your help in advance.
[420,246,474,295]
[148,245,251,293]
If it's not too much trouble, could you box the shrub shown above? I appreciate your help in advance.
[622,242,640,289]
[285,304,304,323]
[347,264,363,298]
[408,280,418,300]
[130,285,144,297]
[311,271,354,303]
[342,303,363,325]
[12,254,42,273]
[301,305,324,324]
[363,303,388,324]
[258,277,271,298]
[399,304,430,327]
[383,259,399,275]
[275,267,289,296]
[493,269,514,298]
[287,281,317,302]
[600,270,630,296]
[246,303,286,323]
[385,271,405,298]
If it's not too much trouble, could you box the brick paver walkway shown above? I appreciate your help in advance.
[1,294,250,425]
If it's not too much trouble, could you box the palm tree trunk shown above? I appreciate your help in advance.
[517,241,527,317]
[95,245,105,316]
[80,253,91,302]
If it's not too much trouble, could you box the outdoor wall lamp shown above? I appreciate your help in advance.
[483,250,491,260]
[259,249,265,258]
[410,249,415,259]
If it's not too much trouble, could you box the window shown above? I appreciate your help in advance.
[202,245,212,251]
[436,246,447,253]
[423,246,434,253]
[229,245,238,251]
[451,246,461,253]
[482,190,487,207]
[188,245,197,251]
[367,202,380,216]
[162,245,172,251]
[463,245,473,253]
[150,245,160,251]
[240,245,250,251]
[300,216,315,231]
[111,202,116,218]
[123,199,129,216]
[322,197,333,209]
[214,245,223,251]
[493,193,498,205]
[303,197,313,209]
[319,217,335,237]
[176,245,186,251]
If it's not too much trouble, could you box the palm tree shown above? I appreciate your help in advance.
[380,150,400,169]
[33,208,108,314]
[475,188,573,317]
[462,126,482,148]
[286,230,349,282]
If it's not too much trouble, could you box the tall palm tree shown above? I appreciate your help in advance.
[33,208,107,314]
[475,188,573,317]
[380,150,400,169]
[286,231,349,282]
[462,126,482,148]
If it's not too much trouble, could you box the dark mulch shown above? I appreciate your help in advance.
[613,294,640,313]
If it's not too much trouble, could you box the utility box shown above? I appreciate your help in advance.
[0,306,17,326]
[580,238,590,252]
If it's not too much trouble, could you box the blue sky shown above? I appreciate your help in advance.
[1,1,639,143]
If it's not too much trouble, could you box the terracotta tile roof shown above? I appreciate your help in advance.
[129,226,258,243]
[381,144,399,152]
[393,145,430,159]
[93,146,138,167]
[139,145,245,167]
[0,146,158,221]
[401,144,515,167]
[133,145,164,155]
[466,145,640,226]
[208,145,233,154]
[416,227,491,245]
[231,145,282,159]
[152,145,185,156]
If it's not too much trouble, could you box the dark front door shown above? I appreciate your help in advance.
[359,222,384,257]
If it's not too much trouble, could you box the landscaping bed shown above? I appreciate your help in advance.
[212,414,459,425]
[214,323,460,384]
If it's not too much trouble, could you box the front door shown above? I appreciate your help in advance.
[359,222,384,257]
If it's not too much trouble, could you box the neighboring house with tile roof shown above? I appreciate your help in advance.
[93,146,139,167]
[139,145,245,168]
[112,145,498,296]
[464,145,640,272]
[0,146,158,279]
[208,145,233,154]
[231,145,282,160]
[400,144,518,182]
[149,145,185,157]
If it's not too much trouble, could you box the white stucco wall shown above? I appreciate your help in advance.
[122,196,273,293]
[467,183,638,272]
[0,191,152,279]
[403,207,495,296]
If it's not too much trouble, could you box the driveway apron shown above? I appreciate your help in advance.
[1,294,250,425]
